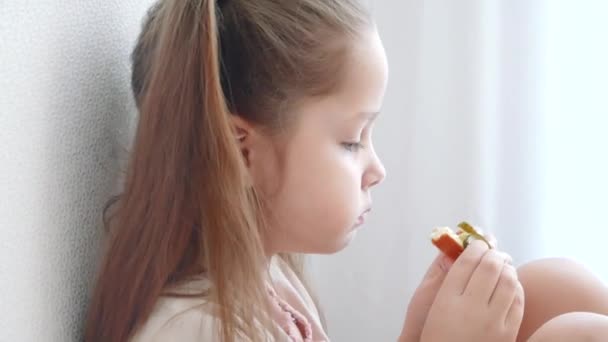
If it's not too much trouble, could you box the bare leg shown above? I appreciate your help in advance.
[527,312,608,342]
[515,258,608,341]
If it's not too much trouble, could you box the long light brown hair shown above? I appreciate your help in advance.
[85,0,370,341]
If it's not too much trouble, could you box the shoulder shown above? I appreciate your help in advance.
[133,303,217,341]
[130,276,285,342]
[130,277,220,341]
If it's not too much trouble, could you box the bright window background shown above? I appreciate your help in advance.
[539,0,608,280]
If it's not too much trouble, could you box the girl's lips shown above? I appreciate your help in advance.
[354,208,372,228]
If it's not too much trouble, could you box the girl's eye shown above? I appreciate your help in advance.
[342,141,365,152]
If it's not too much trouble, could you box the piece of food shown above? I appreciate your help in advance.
[430,222,491,260]
[456,221,492,248]
[430,227,470,260]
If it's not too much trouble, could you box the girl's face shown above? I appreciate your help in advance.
[251,27,388,255]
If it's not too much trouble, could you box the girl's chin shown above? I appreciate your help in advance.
[316,229,359,255]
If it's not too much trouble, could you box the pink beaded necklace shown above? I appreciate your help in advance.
[267,286,313,342]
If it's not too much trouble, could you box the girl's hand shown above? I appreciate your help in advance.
[398,253,453,342]
[399,235,499,342]
[419,240,524,342]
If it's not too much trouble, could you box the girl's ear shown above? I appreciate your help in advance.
[230,114,256,167]
[230,115,278,191]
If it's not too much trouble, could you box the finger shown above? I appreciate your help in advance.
[489,263,519,318]
[471,232,512,264]
[441,239,490,295]
[505,279,525,329]
[483,234,513,265]
[420,254,451,280]
[464,249,510,300]
[427,253,454,275]
[419,254,453,291]
[436,253,455,273]
[485,233,498,249]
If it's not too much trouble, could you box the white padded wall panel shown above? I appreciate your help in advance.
[0,2,155,341]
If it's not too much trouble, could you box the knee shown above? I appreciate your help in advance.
[517,257,591,284]
[515,258,608,341]
[517,257,608,311]
[528,312,608,342]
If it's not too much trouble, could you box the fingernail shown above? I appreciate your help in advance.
[439,255,454,272]
[470,239,489,248]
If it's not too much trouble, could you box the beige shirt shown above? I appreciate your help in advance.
[130,257,328,341]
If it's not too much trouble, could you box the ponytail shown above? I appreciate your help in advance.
[85,1,271,341]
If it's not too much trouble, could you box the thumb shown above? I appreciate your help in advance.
[402,253,454,339]
[421,253,454,284]
[436,253,455,272]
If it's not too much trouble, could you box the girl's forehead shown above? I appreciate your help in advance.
[281,28,388,130]
[335,28,388,114]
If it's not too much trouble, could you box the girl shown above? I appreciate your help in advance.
[85,0,608,341]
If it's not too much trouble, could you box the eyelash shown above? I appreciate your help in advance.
[342,141,365,152]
